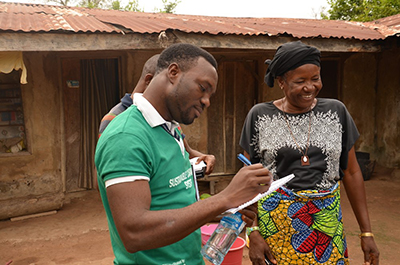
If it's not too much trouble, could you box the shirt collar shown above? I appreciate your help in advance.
[133,93,179,131]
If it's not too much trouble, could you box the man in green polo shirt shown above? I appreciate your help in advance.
[95,43,272,265]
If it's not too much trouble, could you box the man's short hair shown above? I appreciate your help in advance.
[156,43,218,74]
[140,54,160,78]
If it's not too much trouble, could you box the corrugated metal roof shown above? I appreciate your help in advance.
[373,13,400,28]
[365,13,400,36]
[0,2,120,32]
[85,8,386,40]
[0,2,399,40]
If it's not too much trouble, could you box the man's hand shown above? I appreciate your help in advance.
[195,154,216,175]
[218,164,272,211]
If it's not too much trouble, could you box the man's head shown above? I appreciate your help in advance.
[156,43,218,75]
[133,54,160,94]
[148,43,218,125]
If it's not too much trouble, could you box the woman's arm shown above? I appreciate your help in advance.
[342,146,379,265]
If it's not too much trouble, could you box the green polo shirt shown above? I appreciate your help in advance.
[95,95,202,265]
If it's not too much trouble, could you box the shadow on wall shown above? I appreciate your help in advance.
[356,151,375,181]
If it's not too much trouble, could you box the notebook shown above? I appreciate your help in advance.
[223,173,295,215]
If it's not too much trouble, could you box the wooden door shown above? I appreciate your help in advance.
[62,58,82,192]
[207,60,258,175]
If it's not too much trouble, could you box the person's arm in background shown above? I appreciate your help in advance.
[342,146,380,265]
[184,138,216,175]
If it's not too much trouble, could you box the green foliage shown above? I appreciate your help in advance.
[157,0,181,13]
[79,0,104,9]
[322,0,400,21]
[124,0,144,12]
[105,0,180,13]
[49,0,181,13]
[48,0,72,6]
[110,1,120,10]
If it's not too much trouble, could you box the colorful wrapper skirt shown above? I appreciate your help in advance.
[258,182,349,264]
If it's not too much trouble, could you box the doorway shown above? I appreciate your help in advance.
[62,57,121,192]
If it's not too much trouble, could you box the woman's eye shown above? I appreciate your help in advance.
[199,85,206,92]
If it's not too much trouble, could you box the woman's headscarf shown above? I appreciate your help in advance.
[264,41,321,87]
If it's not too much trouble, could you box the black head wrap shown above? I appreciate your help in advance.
[264,41,321,87]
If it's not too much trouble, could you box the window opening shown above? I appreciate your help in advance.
[0,70,27,154]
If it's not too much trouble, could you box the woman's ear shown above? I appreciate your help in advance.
[277,76,284,90]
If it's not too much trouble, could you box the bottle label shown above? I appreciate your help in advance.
[222,212,245,231]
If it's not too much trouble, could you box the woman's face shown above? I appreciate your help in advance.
[277,63,322,113]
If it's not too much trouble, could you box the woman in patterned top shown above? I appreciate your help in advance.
[240,41,379,265]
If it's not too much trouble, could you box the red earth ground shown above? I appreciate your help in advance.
[1,164,399,265]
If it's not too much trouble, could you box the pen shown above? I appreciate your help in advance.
[237,153,251,166]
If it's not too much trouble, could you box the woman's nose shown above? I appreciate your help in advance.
[303,81,314,91]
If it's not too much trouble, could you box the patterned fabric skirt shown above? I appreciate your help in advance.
[258,182,349,264]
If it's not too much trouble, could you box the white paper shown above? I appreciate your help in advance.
[190,157,207,201]
[190,157,207,171]
[223,173,295,215]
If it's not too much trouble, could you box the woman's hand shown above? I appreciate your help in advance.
[361,237,380,265]
[248,232,277,265]
[239,203,258,227]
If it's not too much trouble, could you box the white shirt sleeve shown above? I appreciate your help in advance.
[105,176,150,188]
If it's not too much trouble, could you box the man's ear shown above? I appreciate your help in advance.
[167,63,180,84]
[144,74,154,86]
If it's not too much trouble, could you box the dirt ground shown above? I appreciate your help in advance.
[1,164,399,265]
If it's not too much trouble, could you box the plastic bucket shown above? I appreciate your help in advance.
[201,224,218,245]
[220,236,246,265]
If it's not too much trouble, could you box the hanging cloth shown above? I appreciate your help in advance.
[79,58,121,189]
[0,51,28,84]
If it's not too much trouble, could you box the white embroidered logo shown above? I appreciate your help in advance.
[169,168,193,189]
[252,110,343,189]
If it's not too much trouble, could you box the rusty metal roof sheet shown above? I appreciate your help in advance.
[0,2,120,32]
[373,13,400,28]
[364,13,400,37]
[84,8,386,40]
[0,2,399,40]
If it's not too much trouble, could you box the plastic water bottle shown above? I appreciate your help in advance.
[201,212,245,265]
